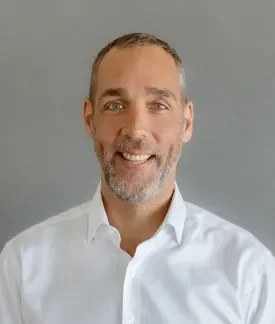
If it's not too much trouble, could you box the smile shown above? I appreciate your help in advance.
[118,152,153,165]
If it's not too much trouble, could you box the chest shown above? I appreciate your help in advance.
[21,246,245,324]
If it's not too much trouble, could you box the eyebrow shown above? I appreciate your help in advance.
[98,87,177,103]
[145,87,177,102]
[98,88,127,103]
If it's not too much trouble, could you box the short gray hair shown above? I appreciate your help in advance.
[88,33,187,104]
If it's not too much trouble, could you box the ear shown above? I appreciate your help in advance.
[182,100,194,143]
[83,97,94,139]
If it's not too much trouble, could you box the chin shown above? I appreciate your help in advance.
[110,178,161,203]
[116,189,157,203]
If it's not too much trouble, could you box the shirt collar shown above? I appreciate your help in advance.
[87,181,187,245]
[158,182,187,245]
[87,182,110,243]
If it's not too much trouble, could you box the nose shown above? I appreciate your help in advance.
[120,103,150,138]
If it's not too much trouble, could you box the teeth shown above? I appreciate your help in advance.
[121,152,151,162]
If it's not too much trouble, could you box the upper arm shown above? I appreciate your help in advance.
[0,243,24,324]
[244,251,275,324]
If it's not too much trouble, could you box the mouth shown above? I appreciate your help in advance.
[117,152,155,165]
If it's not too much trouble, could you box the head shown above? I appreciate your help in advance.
[83,33,193,203]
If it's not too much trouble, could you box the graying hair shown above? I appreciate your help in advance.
[88,32,187,104]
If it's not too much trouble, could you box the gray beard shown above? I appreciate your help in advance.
[92,122,184,203]
[99,144,183,203]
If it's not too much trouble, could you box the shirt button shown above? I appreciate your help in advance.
[128,271,134,278]
[128,314,135,324]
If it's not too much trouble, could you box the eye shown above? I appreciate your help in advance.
[151,102,168,110]
[106,102,124,111]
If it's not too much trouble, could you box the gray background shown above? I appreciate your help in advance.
[0,0,274,253]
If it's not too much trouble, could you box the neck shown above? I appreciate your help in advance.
[100,176,175,256]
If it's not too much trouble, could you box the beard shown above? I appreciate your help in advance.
[92,126,184,203]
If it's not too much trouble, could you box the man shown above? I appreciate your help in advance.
[0,33,275,324]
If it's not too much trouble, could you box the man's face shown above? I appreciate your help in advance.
[84,45,193,202]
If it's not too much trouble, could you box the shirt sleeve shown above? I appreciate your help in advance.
[0,243,24,324]
[245,251,275,324]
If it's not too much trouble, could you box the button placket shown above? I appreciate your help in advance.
[127,314,135,323]
[122,258,142,324]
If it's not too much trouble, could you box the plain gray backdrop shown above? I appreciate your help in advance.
[0,0,274,253]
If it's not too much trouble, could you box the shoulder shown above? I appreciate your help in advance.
[0,200,93,260]
[184,201,274,285]
[183,201,275,318]
[185,200,271,255]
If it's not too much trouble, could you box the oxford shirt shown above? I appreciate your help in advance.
[1,182,275,324]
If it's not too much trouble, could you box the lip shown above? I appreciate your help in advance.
[119,150,153,155]
[116,153,155,169]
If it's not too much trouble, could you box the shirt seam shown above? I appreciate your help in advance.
[243,250,272,322]
[5,205,89,248]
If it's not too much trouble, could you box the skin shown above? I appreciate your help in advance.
[83,45,194,257]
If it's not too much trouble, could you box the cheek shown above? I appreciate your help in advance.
[94,120,117,145]
[154,114,183,134]
[94,137,107,156]
[93,127,117,160]
[156,122,183,147]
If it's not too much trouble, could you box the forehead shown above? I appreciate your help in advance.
[95,45,181,99]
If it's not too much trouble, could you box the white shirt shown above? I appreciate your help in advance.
[1,182,275,324]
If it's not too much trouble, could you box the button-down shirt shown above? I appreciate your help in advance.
[1,182,275,324]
